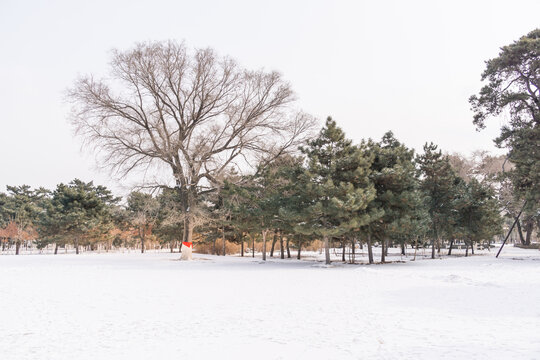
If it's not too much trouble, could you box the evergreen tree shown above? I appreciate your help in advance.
[1,185,49,254]
[470,28,540,235]
[417,143,461,259]
[155,188,184,252]
[295,117,375,264]
[41,179,118,254]
[457,179,503,256]
[364,132,428,262]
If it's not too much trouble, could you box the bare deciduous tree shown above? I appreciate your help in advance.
[68,41,314,259]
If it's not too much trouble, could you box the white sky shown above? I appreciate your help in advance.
[1,0,539,194]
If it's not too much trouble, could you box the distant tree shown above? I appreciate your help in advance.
[417,143,462,259]
[42,180,118,254]
[457,179,503,255]
[365,132,428,262]
[68,41,314,260]
[470,28,540,238]
[127,192,160,253]
[294,117,375,265]
[1,185,48,254]
[155,188,184,252]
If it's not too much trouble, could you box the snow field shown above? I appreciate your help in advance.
[0,247,539,359]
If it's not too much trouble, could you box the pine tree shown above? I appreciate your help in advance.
[364,132,429,262]
[456,179,503,256]
[295,117,375,265]
[417,143,461,259]
[41,180,118,254]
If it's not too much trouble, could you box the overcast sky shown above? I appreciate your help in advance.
[1,0,539,194]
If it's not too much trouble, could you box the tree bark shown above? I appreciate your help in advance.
[351,238,356,264]
[252,235,255,258]
[222,225,226,256]
[516,219,526,245]
[367,233,374,264]
[431,238,435,259]
[241,237,244,257]
[297,240,302,260]
[279,232,284,259]
[342,241,346,262]
[180,216,194,260]
[448,239,454,255]
[262,229,267,261]
[54,243,59,255]
[401,242,405,255]
[525,219,534,246]
[15,240,21,255]
[324,235,331,265]
[381,237,385,263]
[465,242,469,257]
[140,229,145,254]
[75,238,80,255]
[286,237,291,258]
[270,232,277,257]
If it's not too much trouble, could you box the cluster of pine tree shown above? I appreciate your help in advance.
[0,180,184,255]
[200,117,504,264]
[0,118,505,263]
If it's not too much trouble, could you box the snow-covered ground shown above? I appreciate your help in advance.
[1,247,539,359]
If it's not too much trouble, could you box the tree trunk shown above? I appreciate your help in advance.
[213,237,217,255]
[54,243,59,255]
[297,240,302,260]
[351,238,356,264]
[342,241,346,262]
[384,239,389,257]
[180,216,194,260]
[262,229,267,261]
[525,219,534,246]
[367,233,374,264]
[381,237,385,263]
[431,238,435,259]
[15,240,21,255]
[222,226,226,256]
[465,242,469,257]
[279,232,284,259]
[241,237,244,257]
[516,219,526,245]
[252,235,255,258]
[75,238,80,255]
[286,238,291,258]
[401,242,405,255]
[471,242,475,255]
[270,232,277,257]
[448,239,454,255]
[170,241,174,253]
[324,235,331,265]
[140,230,145,254]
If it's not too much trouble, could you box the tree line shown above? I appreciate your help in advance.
[0,124,509,263]
[1,29,538,262]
